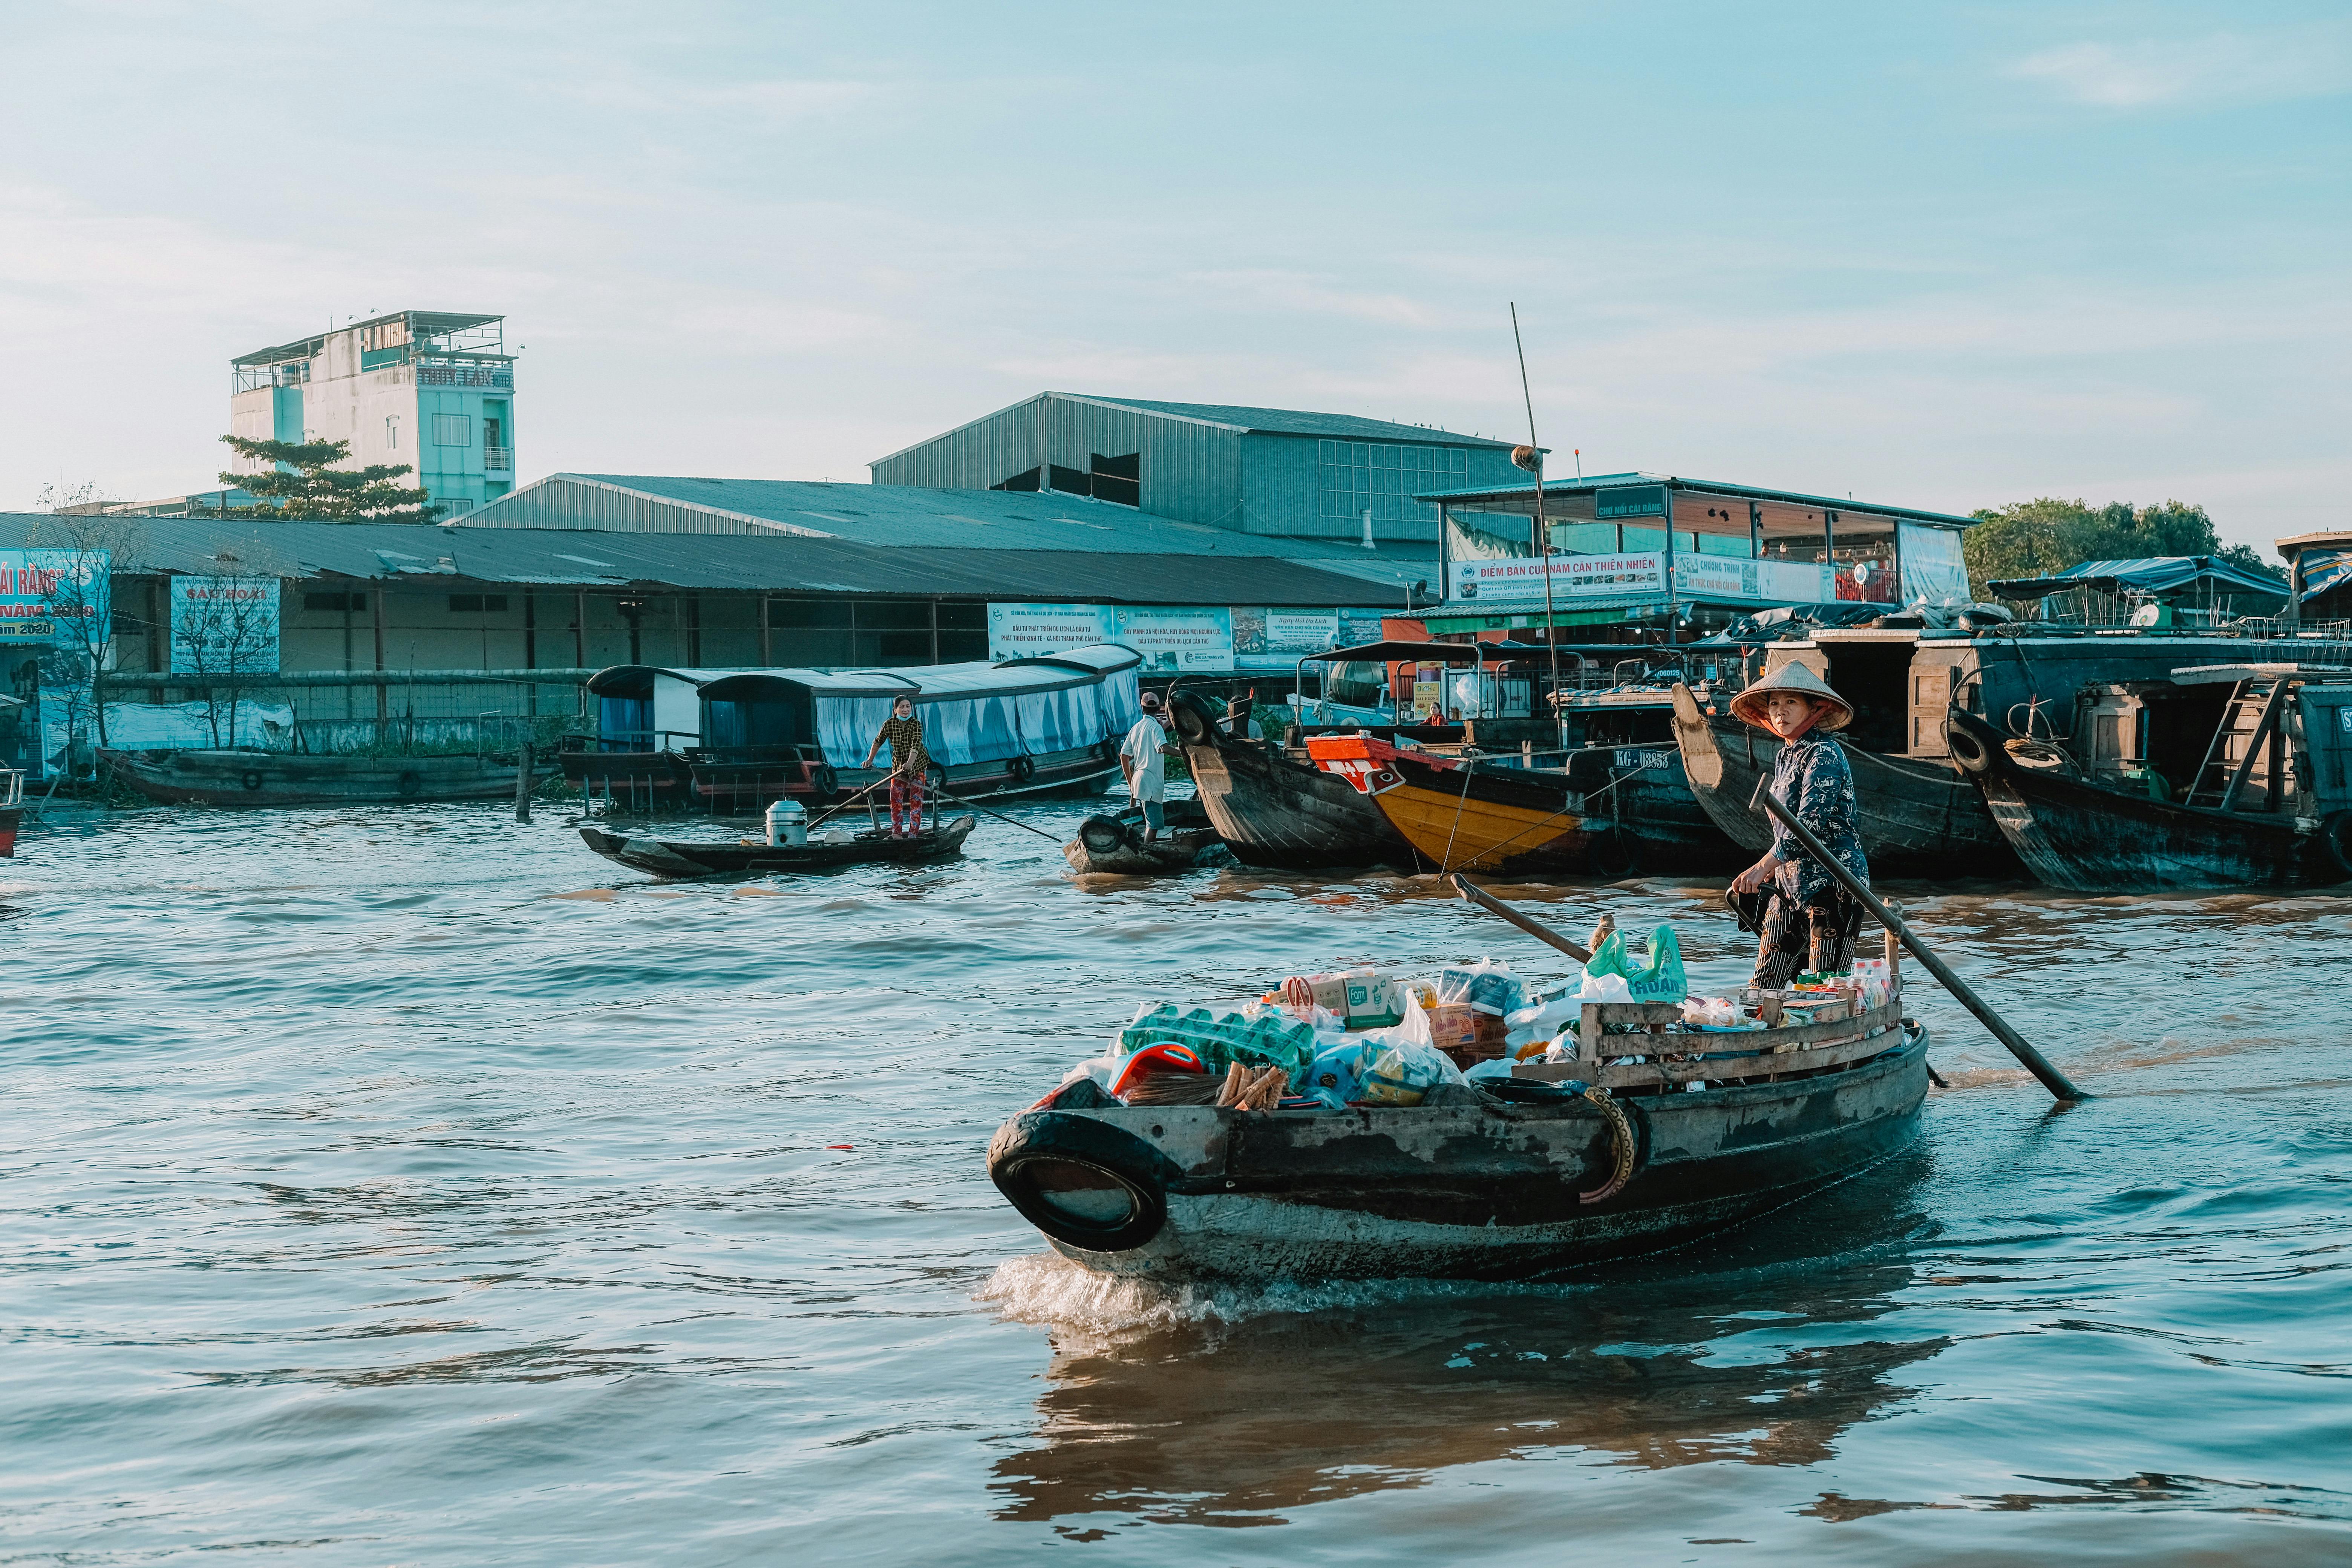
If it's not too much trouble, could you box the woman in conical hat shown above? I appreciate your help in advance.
[1726,664,1871,988]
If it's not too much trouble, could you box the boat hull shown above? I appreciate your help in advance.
[1167,695,1415,869]
[577,815,977,878]
[102,749,550,808]
[1062,799,1227,875]
[1559,744,1747,876]
[1669,685,2016,876]
[1306,734,1593,877]
[1946,710,2344,891]
[560,747,694,808]
[991,1027,1929,1282]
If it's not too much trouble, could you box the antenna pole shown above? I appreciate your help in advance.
[1511,303,1566,748]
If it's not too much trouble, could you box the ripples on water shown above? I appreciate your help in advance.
[2,801,2346,1564]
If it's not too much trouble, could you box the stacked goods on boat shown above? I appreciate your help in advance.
[1037,958,1551,1117]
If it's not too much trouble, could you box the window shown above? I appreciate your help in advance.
[305,592,366,612]
[384,415,400,450]
[442,498,473,516]
[433,413,472,447]
[449,594,509,613]
[1316,440,1469,524]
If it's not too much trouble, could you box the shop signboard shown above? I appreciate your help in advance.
[986,603,1113,662]
[0,549,109,645]
[168,576,281,675]
[1449,553,1665,606]
[1111,606,1233,672]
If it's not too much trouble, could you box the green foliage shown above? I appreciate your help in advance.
[219,435,443,524]
[1962,498,2284,597]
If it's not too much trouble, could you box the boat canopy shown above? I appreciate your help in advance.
[1309,640,1495,665]
[586,645,1143,766]
[1985,556,2288,605]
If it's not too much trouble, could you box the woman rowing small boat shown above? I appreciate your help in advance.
[1726,665,1871,988]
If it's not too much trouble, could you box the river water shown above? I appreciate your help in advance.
[3,799,2346,1565]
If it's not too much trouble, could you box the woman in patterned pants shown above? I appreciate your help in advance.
[1726,665,1871,989]
[861,695,931,838]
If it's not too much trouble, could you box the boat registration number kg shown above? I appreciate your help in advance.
[1614,749,1674,772]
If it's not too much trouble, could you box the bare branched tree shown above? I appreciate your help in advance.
[22,511,143,759]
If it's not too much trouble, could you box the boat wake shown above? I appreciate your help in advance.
[977,1250,1560,1339]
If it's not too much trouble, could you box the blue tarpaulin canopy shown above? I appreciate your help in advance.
[1984,556,2287,604]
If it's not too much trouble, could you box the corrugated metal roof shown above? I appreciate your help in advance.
[0,512,1397,606]
[1415,472,1980,527]
[1057,395,1516,447]
[483,474,1290,552]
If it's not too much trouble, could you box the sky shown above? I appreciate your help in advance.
[2,1,2345,550]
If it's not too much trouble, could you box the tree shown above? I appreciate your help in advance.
[219,435,443,523]
[1963,497,2284,598]
[21,510,142,756]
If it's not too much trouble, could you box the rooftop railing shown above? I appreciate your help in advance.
[483,445,514,473]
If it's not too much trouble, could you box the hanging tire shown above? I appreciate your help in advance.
[1098,735,1119,764]
[2320,811,2352,882]
[1167,691,1216,745]
[988,1111,1174,1254]
[1006,754,1035,786]
[810,763,838,798]
[396,771,422,798]
[1945,714,1994,774]
[240,769,264,792]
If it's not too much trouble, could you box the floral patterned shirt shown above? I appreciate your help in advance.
[1767,730,1870,903]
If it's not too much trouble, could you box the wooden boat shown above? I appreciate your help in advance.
[1062,799,1231,875]
[577,645,1140,813]
[990,995,1929,1283]
[1668,683,2016,876]
[577,814,977,879]
[0,767,23,857]
[102,747,553,808]
[1946,683,2352,891]
[559,743,694,810]
[1165,692,1420,869]
[1305,732,1596,876]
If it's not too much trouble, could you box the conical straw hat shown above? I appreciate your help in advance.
[1729,662,1853,732]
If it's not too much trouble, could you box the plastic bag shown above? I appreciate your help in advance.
[1437,958,1524,1015]
[1505,994,1578,1035]
[1355,1041,1468,1106]
[1580,925,1687,1004]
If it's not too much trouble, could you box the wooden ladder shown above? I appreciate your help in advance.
[2184,678,2288,812]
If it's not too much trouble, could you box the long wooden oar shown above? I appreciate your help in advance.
[1760,790,2088,1102]
[1450,873,1593,963]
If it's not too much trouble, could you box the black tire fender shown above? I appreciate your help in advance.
[1005,754,1035,785]
[1945,712,1995,774]
[988,1110,1178,1254]
[396,771,422,798]
[1167,690,1218,746]
[239,769,264,792]
[2320,810,2352,882]
[810,762,839,797]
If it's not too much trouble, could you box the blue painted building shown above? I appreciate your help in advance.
[869,392,1525,544]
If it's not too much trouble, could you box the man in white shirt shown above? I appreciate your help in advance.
[1119,691,1176,841]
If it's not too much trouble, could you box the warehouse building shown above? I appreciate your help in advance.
[0,506,1409,773]
[868,392,1527,544]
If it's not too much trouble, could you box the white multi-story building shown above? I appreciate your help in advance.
[225,310,516,518]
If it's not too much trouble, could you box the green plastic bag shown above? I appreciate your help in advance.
[1583,925,1687,1004]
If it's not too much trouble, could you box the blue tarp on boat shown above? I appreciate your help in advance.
[1986,556,2288,605]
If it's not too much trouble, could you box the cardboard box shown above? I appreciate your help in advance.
[1343,975,1403,1029]
[1427,1002,1507,1058]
